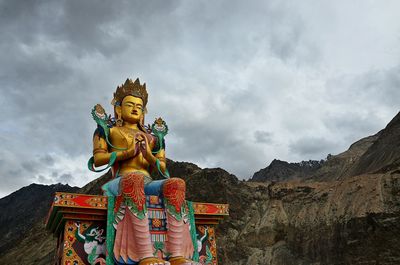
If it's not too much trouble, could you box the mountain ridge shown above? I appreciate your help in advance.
[251,112,400,183]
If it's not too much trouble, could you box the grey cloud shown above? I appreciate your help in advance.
[324,113,380,133]
[7,168,23,177]
[322,65,400,143]
[0,1,127,56]
[21,161,38,173]
[322,111,383,145]
[37,175,51,184]
[267,12,303,61]
[0,165,25,198]
[58,173,73,183]
[254,131,273,144]
[289,137,336,158]
[165,109,267,178]
[361,66,400,106]
[39,154,55,166]
[325,66,400,108]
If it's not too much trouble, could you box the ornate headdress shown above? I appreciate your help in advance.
[111,78,148,108]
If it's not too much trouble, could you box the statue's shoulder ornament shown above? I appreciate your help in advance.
[150,117,168,154]
[91,104,113,138]
[149,117,170,178]
[91,104,126,150]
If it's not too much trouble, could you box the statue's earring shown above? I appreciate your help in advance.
[116,112,123,127]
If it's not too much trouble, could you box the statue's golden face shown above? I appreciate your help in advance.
[120,95,144,124]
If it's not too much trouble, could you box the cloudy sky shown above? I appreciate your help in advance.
[1,0,399,198]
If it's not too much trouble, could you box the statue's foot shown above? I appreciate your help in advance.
[168,256,200,265]
[139,257,170,265]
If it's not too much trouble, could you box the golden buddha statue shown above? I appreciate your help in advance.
[90,78,198,265]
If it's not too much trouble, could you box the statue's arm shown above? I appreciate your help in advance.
[92,130,134,167]
[154,148,166,174]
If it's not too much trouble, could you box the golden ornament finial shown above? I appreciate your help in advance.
[111,78,148,107]
[155,117,164,126]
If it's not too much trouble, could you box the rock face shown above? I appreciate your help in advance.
[232,172,400,265]
[1,112,400,265]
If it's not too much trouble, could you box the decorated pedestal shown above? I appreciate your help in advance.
[46,192,229,265]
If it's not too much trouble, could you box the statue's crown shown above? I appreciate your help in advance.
[111,78,148,107]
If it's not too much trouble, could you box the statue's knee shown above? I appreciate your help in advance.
[121,173,145,194]
[118,173,146,211]
[163,178,186,197]
[163,178,186,213]
[166,177,185,190]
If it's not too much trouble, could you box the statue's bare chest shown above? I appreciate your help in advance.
[109,127,154,150]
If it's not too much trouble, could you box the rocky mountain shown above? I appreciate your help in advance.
[251,159,324,182]
[310,112,400,181]
[252,112,400,182]
[0,183,79,263]
[308,133,381,181]
[1,112,400,265]
[350,112,400,175]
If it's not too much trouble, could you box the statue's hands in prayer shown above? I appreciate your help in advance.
[138,134,156,164]
[126,138,138,158]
